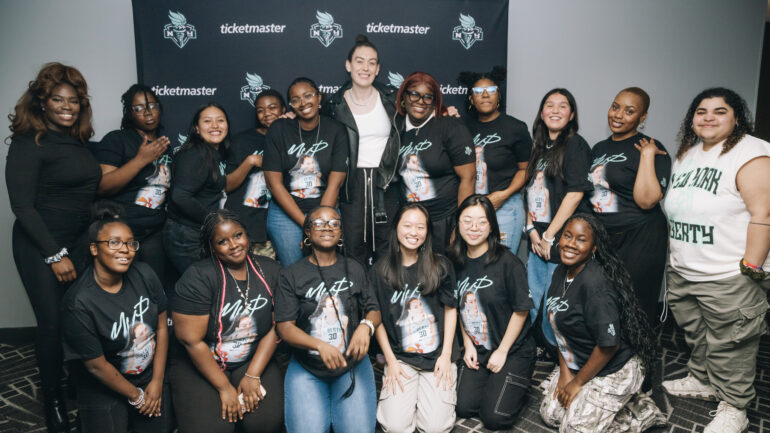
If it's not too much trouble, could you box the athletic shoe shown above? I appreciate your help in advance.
[703,401,749,433]
[661,373,717,401]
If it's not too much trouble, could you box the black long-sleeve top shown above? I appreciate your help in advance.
[6,131,101,257]
[166,144,226,228]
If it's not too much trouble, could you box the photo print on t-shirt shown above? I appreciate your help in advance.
[112,296,156,375]
[472,132,501,194]
[527,160,552,223]
[211,292,271,364]
[545,295,579,371]
[289,153,324,199]
[308,294,349,354]
[399,139,437,202]
[243,170,270,208]
[135,155,172,209]
[456,276,492,350]
[589,153,625,213]
[394,289,440,354]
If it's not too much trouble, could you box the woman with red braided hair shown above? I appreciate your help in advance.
[170,209,284,433]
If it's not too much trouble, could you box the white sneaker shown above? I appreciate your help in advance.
[662,373,717,401]
[703,401,749,433]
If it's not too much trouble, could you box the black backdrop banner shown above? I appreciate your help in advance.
[132,0,509,148]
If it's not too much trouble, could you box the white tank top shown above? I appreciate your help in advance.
[352,93,390,168]
[664,134,770,281]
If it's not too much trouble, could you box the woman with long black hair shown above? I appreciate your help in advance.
[523,88,593,350]
[263,78,348,267]
[448,195,534,430]
[370,203,458,433]
[539,213,665,432]
[170,209,283,433]
[62,204,170,432]
[6,62,101,432]
[457,67,532,254]
[275,205,380,433]
[164,103,231,274]
[94,84,173,284]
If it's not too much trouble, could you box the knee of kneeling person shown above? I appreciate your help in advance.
[479,403,522,431]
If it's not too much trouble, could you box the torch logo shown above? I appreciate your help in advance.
[240,73,270,107]
[310,11,343,48]
[452,14,483,49]
[163,11,197,49]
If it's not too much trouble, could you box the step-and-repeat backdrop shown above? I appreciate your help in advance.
[132,0,508,148]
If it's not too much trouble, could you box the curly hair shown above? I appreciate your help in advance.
[564,213,659,375]
[8,62,93,145]
[676,87,754,160]
[120,84,163,132]
[526,88,579,181]
[456,65,506,115]
[395,71,445,118]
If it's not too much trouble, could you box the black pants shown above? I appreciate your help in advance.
[162,218,200,277]
[607,211,668,327]
[430,211,456,255]
[132,226,169,290]
[456,338,536,430]
[168,356,284,433]
[340,168,401,268]
[76,378,173,433]
[11,221,88,393]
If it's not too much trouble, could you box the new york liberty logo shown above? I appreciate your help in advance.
[310,11,343,47]
[164,11,197,48]
[240,73,270,107]
[174,134,187,154]
[452,14,483,49]
[388,72,404,89]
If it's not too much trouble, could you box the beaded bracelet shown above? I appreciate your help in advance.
[128,387,145,407]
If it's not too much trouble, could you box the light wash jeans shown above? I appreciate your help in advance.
[527,250,559,346]
[496,192,525,254]
[284,356,376,433]
[266,204,304,267]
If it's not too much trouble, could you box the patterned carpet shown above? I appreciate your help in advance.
[0,318,768,432]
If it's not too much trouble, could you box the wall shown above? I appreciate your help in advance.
[0,0,765,328]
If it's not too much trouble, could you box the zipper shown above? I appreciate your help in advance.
[384,110,402,190]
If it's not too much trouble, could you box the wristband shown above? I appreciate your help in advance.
[128,387,145,407]
[44,248,69,265]
[244,373,260,381]
[542,233,555,246]
[360,319,375,336]
[740,258,767,281]
[524,224,535,234]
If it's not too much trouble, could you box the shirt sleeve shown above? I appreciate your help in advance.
[5,137,61,256]
[444,118,476,167]
[512,121,533,163]
[504,254,534,312]
[171,264,213,315]
[563,136,594,193]
[274,267,300,322]
[584,278,622,348]
[262,122,284,173]
[135,262,168,313]
[353,259,379,314]
[330,122,349,173]
[225,139,245,175]
[169,148,212,224]
[438,258,458,308]
[95,130,128,167]
[61,299,104,361]
[652,140,672,194]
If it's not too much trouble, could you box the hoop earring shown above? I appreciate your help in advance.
[592,252,596,260]
[303,237,311,247]
[639,120,646,130]
[337,238,344,247]
[400,100,405,108]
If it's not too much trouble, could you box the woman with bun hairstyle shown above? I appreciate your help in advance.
[395,72,476,253]
[263,78,349,267]
[164,103,230,274]
[369,203,458,433]
[448,195,534,430]
[171,210,283,433]
[457,67,532,254]
[662,88,770,433]
[523,88,593,350]
[224,89,287,259]
[589,87,670,325]
[6,62,101,432]
[61,204,171,432]
[94,84,173,285]
[275,206,381,433]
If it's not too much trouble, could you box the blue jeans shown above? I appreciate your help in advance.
[527,251,559,346]
[162,218,201,275]
[266,204,304,267]
[496,192,525,254]
[285,357,376,433]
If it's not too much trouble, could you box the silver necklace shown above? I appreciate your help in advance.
[348,88,375,107]
[562,275,574,297]
[298,117,321,146]
[227,268,250,304]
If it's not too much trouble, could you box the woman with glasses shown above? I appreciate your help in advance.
[61,204,171,432]
[94,84,173,285]
[275,206,381,433]
[264,78,349,266]
[6,62,101,432]
[395,72,476,253]
[447,195,534,430]
[369,203,458,433]
[170,209,283,433]
[457,67,532,254]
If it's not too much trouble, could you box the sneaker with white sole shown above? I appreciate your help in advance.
[662,373,717,401]
[703,401,749,433]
